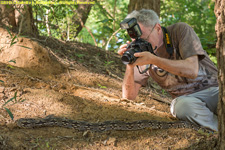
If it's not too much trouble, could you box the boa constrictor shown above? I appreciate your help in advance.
[16,115,214,133]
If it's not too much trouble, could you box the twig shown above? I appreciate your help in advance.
[29,37,49,42]
[105,68,123,81]
[105,28,121,50]
[79,18,97,46]
[150,96,171,105]
[140,88,172,105]
[45,46,70,66]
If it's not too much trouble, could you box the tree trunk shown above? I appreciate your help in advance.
[215,0,225,149]
[15,4,38,37]
[0,3,38,37]
[0,5,17,28]
[128,0,160,16]
[72,0,93,37]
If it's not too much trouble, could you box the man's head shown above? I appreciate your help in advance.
[126,9,163,50]
[126,9,160,28]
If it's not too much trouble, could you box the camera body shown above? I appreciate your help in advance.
[120,18,154,64]
[121,38,153,64]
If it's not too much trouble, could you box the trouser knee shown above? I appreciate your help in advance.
[173,97,197,120]
[171,93,218,131]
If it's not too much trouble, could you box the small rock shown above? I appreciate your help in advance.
[0,93,4,99]
[103,137,117,146]
[0,87,4,93]
[83,130,90,137]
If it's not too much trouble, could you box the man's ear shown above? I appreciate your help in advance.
[155,23,162,34]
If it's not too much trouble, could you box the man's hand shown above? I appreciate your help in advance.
[118,41,137,68]
[118,41,130,56]
[133,52,156,66]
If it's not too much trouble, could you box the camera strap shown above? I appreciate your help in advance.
[162,27,173,57]
[137,64,151,74]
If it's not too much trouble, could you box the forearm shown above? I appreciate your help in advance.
[151,55,199,79]
[122,65,140,100]
[134,52,199,79]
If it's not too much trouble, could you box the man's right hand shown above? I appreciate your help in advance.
[118,41,130,56]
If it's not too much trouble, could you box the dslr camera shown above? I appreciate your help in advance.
[120,18,154,64]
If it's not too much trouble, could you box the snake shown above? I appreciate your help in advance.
[16,115,214,133]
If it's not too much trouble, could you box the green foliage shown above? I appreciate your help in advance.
[161,89,166,95]
[7,60,16,69]
[32,1,78,39]
[7,27,32,50]
[97,84,107,89]
[8,60,16,64]
[4,108,14,120]
[6,27,18,47]
[75,53,85,58]
[17,45,32,50]
[104,61,114,67]
[77,0,130,51]
[3,91,26,120]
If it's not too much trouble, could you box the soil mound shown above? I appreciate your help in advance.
[0,27,64,75]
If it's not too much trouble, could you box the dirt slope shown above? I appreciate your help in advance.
[0,34,217,150]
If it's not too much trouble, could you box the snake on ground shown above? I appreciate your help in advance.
[16,115,214,133]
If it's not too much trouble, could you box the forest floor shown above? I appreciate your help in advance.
[0,36,218,150]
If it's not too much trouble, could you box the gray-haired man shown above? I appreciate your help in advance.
[118,9,219,131]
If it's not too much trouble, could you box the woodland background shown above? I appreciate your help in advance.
[0,0,224,149]
[31,0,217,63]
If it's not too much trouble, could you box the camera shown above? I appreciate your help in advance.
[120,18,154,64]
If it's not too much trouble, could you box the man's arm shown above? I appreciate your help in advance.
[122,65,142,100]
[134,52,199,79]
[119,43,143,100]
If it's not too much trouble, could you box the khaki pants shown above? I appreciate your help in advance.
[170,87,219,131]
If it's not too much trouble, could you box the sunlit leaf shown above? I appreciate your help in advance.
[6,27,12,38]
[14,91,18,103]
[17,45,32,50]
[103,26,113,33]
[9,60,16,64]
[2,97,15,107]
[10,35,18,47]
[4,108,14,120]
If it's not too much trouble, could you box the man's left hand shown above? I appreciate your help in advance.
[133,52,156,66]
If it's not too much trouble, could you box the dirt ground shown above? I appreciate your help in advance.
[0,34,218,150]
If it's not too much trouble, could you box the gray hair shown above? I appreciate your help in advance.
[126,9,160,27]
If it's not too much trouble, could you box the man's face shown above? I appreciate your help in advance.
[138,23,162,50]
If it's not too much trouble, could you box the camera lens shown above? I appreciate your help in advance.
[121,50,136,64]
[121,53,131,65]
